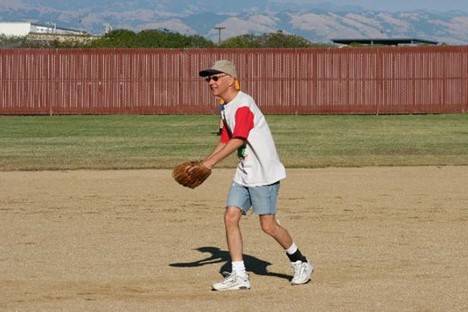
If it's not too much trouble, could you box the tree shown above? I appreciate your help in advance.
[87,29,214,48]
[1,28,326,49]
[218,34,261,48]
[0,35,27,48]
[135,29,214,48]
[88,29,138,48]
[219,31,314,48]
[0,35,79,48]
[262,31,313,48]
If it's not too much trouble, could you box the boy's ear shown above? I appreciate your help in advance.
[227,76,236,87]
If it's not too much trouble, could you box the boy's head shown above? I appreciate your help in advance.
[199,60,240,100]
[199,60,237,79]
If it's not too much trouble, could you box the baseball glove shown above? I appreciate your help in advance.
[172,160,212,189]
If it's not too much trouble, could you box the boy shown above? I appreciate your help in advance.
[200,60,313,291]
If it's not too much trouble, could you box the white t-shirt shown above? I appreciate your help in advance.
[220,91,286,186]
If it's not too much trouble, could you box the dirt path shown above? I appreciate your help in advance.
[1,167,467,311]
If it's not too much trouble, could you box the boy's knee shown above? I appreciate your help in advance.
[260,220,277,236]
[224,207,241,226]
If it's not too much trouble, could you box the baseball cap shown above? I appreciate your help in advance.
[199,60,238,78]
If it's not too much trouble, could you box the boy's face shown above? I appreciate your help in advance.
[206,73,234,97]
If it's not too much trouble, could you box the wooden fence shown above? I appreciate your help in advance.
[1,47,467,115]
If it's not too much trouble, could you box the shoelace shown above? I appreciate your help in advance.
[220,272,237,283]
[222,271,234,277]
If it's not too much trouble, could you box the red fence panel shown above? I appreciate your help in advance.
[1,47,467,115]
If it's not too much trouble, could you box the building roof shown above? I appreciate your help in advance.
[331,38,439,46]
[30,22,88,34]
[0,22,88,36]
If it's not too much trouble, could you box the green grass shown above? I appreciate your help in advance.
[1,114,468,170]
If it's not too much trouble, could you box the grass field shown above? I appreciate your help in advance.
[1,114,468,170]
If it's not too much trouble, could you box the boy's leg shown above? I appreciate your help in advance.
[224,206,243,262]
[259,214,292,249]
[213,182,253,291]
[212,206,250,291]
[259,215,313,285]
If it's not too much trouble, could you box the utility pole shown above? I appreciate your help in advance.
[104,23,113,34]
[214,26,226,45]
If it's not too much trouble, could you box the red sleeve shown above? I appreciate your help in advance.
[233,106,254,140]
[220,124,230,143]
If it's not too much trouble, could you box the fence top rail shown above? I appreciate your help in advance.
[1,45,468,56]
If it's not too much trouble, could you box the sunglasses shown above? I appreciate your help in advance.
[205,74,226,82]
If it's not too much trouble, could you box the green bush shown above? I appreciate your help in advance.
[87,29,214,48]
[1,29,322,49]
[220,32,314,48]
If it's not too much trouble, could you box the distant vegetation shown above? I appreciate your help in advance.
[0,35,28,48]
[0,29,330,49]
[87,29,215,48]
[219,32,321,48]
[0,34,88,48]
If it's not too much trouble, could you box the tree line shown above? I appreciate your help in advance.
[0,29,331,48]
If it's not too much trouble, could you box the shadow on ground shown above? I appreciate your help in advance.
[170,246,291,280]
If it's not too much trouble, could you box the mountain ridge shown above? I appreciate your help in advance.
[1,1,467,44]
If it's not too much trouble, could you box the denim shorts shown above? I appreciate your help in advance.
[226,181,280,215]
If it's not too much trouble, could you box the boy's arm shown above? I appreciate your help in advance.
[203,138,245,169]
[203,106,253,169]
[205,142,226,160]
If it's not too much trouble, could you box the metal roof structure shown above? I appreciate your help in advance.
[332,38,439,46]
[0,22,88,37]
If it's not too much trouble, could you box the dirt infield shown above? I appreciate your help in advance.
[1,167,467,312]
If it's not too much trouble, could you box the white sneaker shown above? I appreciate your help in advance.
[291,260,314,285]
[212,271,251,291]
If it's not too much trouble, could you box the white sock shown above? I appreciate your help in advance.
[232,261,246,276]
[286,242,298,255]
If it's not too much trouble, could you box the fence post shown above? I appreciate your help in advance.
[49,51,54,116]
[464,48,468,113]
[376,48,383,115]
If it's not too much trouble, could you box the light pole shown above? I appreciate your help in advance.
[214,26,226,45]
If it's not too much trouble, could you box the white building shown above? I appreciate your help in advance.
[0,22,88,37]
